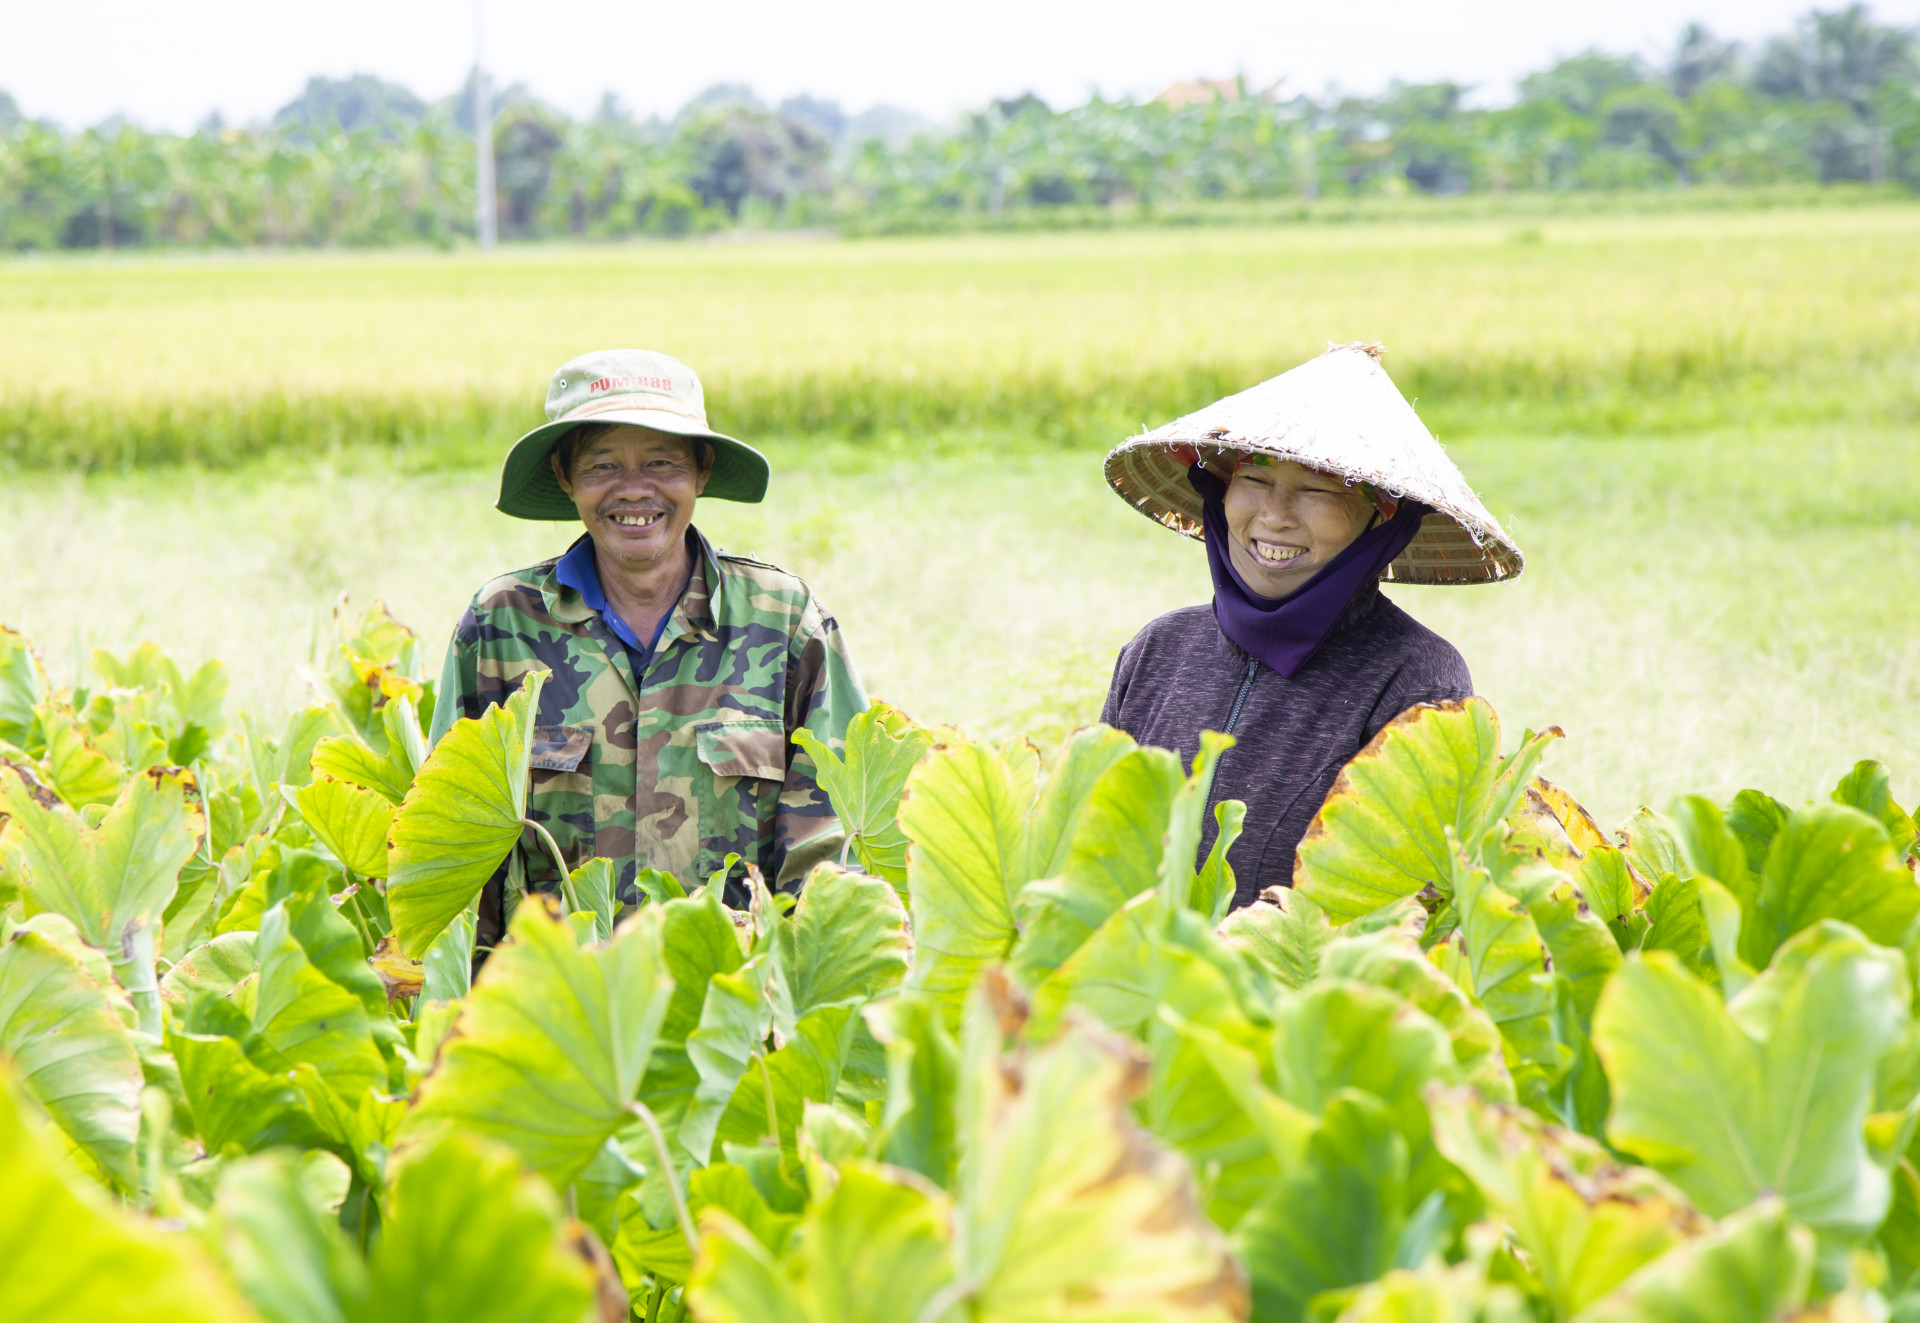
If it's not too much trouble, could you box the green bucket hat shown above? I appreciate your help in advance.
[496,348,769,520]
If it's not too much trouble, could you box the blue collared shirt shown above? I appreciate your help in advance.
[554,535,674,683]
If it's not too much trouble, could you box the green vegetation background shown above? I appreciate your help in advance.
[2,5,1918,250]
[0,205,1914,831]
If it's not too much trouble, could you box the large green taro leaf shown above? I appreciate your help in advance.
[1217,886,1334,991]
[769,864,910,1040]
[615,1160,800,1288]
[1501,861,1622,1028]
[1428,1087,1701,1320]
[645,887,747,1138]
[1268,980,1458,1197]
[1009,746,1185,987]
[0,1067,259,1322]
[1833,759,1918,857]
[789,1159,954,1323]
[170,1028,330,1157]
[386,670,545,958]
[684,1211,811,1323]
[1019,724,1139,886]
[366,1129,597,1323]
[791,701,936,886]
[291,776,394,878]
[397,899,673,1188]
[869,995,962,1188]
[682,954,774,1165]
[1295,698,1554,922]
[1143,1008,1280,1230]
[901,738,1033,1022]
[248,902,386,1103]
[1319,932,1512,1103]
[207,1151,371,1323]
[0,928,144,1191]
[159,930,257,1014]
[1593,924,1907,1244]
[1,763,198,1035]
[713,1004,860,1162]
[1571,1197,1813,1323]
[954,983,1246,1323]
[1232,1091,1416,1323]
[1447,857,1562,1080]
[1748,803,1920,966]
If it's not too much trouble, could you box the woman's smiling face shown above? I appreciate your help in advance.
[1220,457,1376,598]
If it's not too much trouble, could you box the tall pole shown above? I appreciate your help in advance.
[474,0,497,250]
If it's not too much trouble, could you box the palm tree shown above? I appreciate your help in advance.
[1754,4,1916,180]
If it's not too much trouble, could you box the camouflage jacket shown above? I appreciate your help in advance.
[431,529,865,941]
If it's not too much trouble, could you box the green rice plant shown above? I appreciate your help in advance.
[2,206,1918,470]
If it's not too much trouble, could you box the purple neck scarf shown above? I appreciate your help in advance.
[1190,464,1430,678]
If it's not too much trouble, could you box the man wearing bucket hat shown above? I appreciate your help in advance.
[1102,342,1522,910]
[431,349,867,950]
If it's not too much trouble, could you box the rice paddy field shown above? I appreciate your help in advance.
[2,203,1917,827]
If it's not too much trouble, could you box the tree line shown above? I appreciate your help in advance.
[2,4,1916,251]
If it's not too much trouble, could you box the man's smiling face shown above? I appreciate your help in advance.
[553,425,711,571]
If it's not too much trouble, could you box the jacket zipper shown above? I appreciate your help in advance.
[1221,655,1259,736]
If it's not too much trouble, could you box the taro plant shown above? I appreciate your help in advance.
[2,614,1920,1323]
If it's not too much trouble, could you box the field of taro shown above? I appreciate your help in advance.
[5,602,1920,1323]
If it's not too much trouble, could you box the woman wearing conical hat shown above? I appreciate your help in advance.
[1101,343,1523,909]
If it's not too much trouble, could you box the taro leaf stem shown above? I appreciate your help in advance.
[340,870,378,955]
[629,1100,700,1258]
[757,1050,780,1148]
[914,1281,970,1323]
[523,817,583,914]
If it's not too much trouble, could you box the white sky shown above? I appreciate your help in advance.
[8,0,1920,131]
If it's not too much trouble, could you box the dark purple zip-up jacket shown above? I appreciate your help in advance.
[1100,583,1472,910]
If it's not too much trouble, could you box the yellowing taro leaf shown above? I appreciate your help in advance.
[0,625,47,747]
[368,936,424,1004]
[901,737,1033,1021]
[1,764,198,1036]
[1593,924,1907,1243]
[386,670,546,958]
[1295,699,1558,923]
[1427,1088,1704,1319]
[792,701,936,885]
[292,776,393,878]
[397,900,673,1188]
[35,705,124,808]
[1531,778,1613,859]
[0,929,144,1192]
[954,978,1248,1323]
[0,1068,259,1323]
[1573,1197,1813,1323]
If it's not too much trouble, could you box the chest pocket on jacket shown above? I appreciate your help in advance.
[693,718,787,879]
[530,724,594,773]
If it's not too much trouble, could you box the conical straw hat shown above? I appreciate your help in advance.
[1104,343,1522,585]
